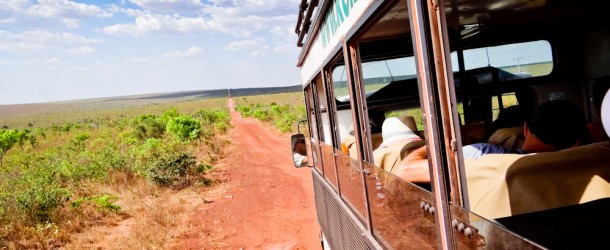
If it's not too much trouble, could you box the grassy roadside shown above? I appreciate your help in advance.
[233,92,307,134]
[0,97,230,249]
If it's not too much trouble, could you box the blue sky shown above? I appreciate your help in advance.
[0,0,301,104]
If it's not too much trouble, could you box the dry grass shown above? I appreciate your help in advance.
[0,96,230,249]
[63,178,209,250]
[233,92,303,107]
[0,97,228,129]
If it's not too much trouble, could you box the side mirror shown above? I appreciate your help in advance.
[291,134,310,168]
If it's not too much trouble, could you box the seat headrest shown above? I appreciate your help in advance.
[602,89,610,138]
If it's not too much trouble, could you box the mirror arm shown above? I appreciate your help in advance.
[297,119,308,134]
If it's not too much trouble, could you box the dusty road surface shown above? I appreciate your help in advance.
[177,98,321,249]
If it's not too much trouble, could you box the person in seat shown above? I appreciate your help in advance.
[394,99,588,183]
[588,77,610,142]
[373,116,424,174]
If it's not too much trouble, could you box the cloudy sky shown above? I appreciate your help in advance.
[0,0,301,104]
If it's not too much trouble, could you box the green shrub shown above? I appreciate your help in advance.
[145,152,196,187]
[195,109,230,125]
[274,113,298,133]
[166,116,201,140]
[0,129,18,165]
[130,114,166,140]
[71,195,121,212]
[161,108,179,123]
[237,102,306,133]
[236,105,251,116]
[15,173,70,223]
[195,162,214,174]
[252,109,270,121]
[68,133,90,151]
[93,144,128,172]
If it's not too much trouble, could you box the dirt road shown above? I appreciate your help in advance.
[177,98,321,249]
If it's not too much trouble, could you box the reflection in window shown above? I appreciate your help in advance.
[334,57,417,102]
[451,40,553,82]
[333,65,349,102]
[361,57,417,95]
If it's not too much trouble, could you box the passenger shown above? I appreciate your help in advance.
[394,99,588,183]
[514,85,538,122]
[487,86,538,149]
[373,116,423,173]
[369,110,386,134]
[487,105,526,149]
[341,111,386,159]
[293,138,309,167]
[461,97,493,145]
[465,99,587,159]
[588,78,610,142]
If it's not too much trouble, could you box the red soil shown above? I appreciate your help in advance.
[176,98,321,249]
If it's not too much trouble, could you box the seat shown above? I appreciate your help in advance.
[466,142,610,219]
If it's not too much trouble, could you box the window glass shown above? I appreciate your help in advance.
[451,40,553,84]
[352,2,436,247]
[362,57,417,97]
[333,65,349,102]
[491,92,518,121]
[330,57,369,223]
[334,57,417,102]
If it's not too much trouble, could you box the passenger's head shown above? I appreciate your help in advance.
[369,110,386,133]
[294,138,307,154]
[492,105,526,130]
[523,100,587,151]
[380,116,419,147]
[593,76,610,115]
[516,86,538,121]
[601,89,610,139]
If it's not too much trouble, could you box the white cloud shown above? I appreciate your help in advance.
[163,46,203,57]
[0,18,17,24]
[23,57,60,65]
[0,30,101,53]
[0,0,30,12]
[124,57,167,64]
[0,59,16,65]
[0,0,111,29]
[26,0,111,19]
[43,57,59,64]
[104,0,298,37]
[127,0,204,13]
[269,25,298,53]
[225,37,267,51]
[61,18,79,28]
[103,13,215,36]
[68,46,95,54]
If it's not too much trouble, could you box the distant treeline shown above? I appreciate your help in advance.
[114,85,303,101]
[228,85,302,97]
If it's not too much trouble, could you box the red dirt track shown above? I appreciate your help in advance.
[177,98,321,249]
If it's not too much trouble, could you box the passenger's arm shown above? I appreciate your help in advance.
[393,145,431,183]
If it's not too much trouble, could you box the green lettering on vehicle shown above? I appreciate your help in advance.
[341,0,350,17]
[319,0,358,49]
[334,0,344,24]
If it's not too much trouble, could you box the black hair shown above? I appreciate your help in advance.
[492,105,526,131]
[527,100,587,149]
[593,76,610,110]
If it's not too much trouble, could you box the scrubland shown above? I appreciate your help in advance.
[0,97,230,249]
[234,92,307,133]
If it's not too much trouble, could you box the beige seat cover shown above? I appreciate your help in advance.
[487,126,524,149]
[373,140,425,174]
[467,142,610,219]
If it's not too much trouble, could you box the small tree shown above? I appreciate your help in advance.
[166,116,201,140]
[0,129,18,165]
[131,114,166,140]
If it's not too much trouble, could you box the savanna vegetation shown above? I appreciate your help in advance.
[0,97,230,249]
[234,92,307,133]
